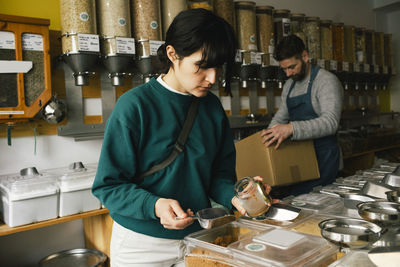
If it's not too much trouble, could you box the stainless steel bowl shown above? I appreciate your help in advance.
[361,181,395,199]
[386,190,400,203]
[318,218,382,249]
[357,201,400,226]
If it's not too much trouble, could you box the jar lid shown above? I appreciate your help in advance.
[306,16,320,21]
[256,5,274,14]
[256,5,274,10]
[320,20,332,25]
[291,13,305,18]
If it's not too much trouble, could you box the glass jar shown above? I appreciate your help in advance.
[274,9,291,45]
[365,29,375,65]
[384,33,392,67]
[98,0,131,55]
[344,25,356,63]
[290,13,306,45]
[235,1,257,52]
[131,0,162,58]
[256,5,274,54]
[234,177,272,217]
[355,27,366,63]
[304,16,320,60]
[374,32,384,66]
[214,0,235,29]
[332,22,344,62]
[188,0,213,11]
[161,0,187,40]
[60,0,97,54]
[320,20,333,60]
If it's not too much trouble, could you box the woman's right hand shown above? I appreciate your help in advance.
[154,198,194,229]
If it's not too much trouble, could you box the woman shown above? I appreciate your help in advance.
[92,8,272,266]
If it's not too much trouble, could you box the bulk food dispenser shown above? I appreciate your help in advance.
[98,0,135,86]
[131,0,163,83]
[60,0,100,86]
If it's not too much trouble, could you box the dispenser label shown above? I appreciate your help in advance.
[342,62,349,72]
[363,64,370,73]
[22,34,43,51]
[116,37,135,54]
[248,43,257,51]
[317,59,325,69]
[235,50,242,63]
[240,96,250,110]
[250,52,262,65]
[258,96,267,109]
[149,40,164,56]
[0,31,15,49]
[220,96,231,111]
[329,60,337,71]
[268,45,274,54]
[78,33,100,52]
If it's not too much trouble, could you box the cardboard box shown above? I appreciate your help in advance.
[235,131,320,186]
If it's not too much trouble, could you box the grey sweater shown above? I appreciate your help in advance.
[269,68,343,140]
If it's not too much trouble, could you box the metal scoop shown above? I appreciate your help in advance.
[175,207,235,229]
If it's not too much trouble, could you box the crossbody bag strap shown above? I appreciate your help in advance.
[136,98,200,183]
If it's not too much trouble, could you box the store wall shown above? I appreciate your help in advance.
[0,0,394,266]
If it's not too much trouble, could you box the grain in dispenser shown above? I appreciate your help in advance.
[131,0,163,82]
[304,17,320,61]
[320,20,333,61]
[332,23,345,62]
[214,0,235,29]
[290,13,306,46]
[161,0,187,40]
[274,9,291,46]
[374,32,384,67]
[256,5,274,66]
[365,29,375,65]
[344,25,356,63]
[355,27,366,64]
[235,1,257,54]
[60,0,100,86]
[98,0,134,86]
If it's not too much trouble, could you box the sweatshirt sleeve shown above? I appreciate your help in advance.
[92,115,159,221]
[291,74,343,140]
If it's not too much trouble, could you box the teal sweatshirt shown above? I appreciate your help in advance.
[92,78,236,239]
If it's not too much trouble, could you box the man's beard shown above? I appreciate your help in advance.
[290,60,307,81]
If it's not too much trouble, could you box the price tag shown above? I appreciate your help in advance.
[149,40,164,56]
[250,52,262,65]
[374,65,380,74]
[342,62,349,72]
[22,34,43,51]
[116,37,135,55]
[235,50,242,63]
[317,59,325,69]
[0,31,16,49]
[78,33,100,52]
[330,60,337,71]
[354,63,360,72]
[363,64,370,73]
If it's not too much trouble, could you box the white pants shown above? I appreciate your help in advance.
[110,221,186,267]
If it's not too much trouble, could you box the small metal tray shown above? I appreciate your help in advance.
[386,190,400,203]
[318,218,382,249]
[361,181,395,199]
[357,201,400,226]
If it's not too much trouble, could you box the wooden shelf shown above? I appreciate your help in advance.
[343,144,400,159]
[0,208,109,236]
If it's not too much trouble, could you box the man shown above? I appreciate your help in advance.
[261,35,343,196]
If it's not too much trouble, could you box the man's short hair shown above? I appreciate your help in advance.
[274,35,306,61]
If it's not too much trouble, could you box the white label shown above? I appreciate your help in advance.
[383,66,388,74]
[356,51,364,63]
[80,12,89,22]
[270,54,279,66]
[317,59,325,69]
[250,52,262,65]
[354,63,360,72]
[0,31,15,49]
[149,40,164,56]
[342,62,349,72]
[0,111,24,114]
[330,60,337,71]
[22,34,43,51]
[258,96,267,109]
[268,45,274,54]
[363,64,370,73]
[248,43,257,51]
[116,37,135,54]
[374,65,380,74]
[282,18,291,36]
[240,96,250,109]
[78,33,99,52]
[235,50,242,63]
[221,96,231,111]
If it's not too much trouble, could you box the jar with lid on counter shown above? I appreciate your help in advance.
[290,13,306,45]
[214,0,235,29]
[235,1,257,53]
[304,16,320,61]
[332,22,344,62]
[274,9,291,46]
[320,20,333,61]
[131,0,162,58]
[234,177,272,217]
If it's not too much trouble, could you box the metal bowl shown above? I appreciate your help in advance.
[357,201,400,226]
[386,190,400,203]
[318,218,382,249]
[361,181,395,199]
[382,173,400,187]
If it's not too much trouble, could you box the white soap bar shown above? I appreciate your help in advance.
[253,229,305,249]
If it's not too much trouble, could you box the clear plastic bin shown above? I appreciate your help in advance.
[284,193,343,212]
[328,250,376,267]
[288,214,342,237]
[0,168,58,227]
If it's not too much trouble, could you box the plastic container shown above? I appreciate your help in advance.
[228,228,338,267]
[184,221,266,267]
[304,17,320,60]
[355,27,366,63]
[328,250,376,267]
[289,214,342,237]
[374,32,384,67]
[0,168,58,227]
[235,1,257,52]
[161,0,187,39]
[290,13,306,45]
[214,0,235,29]
[344,25,356,63]
[365,29,375,65]
[274,9,291,45]
[320,20,333,60]
[332,23,344,62]
[256,5,274,55]
[45,162,100,217]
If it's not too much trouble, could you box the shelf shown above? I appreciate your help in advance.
[0,208,109,236]
[343,144,400,159]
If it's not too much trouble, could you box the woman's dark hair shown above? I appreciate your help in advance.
[274,35,306,61]
[157,8,238,95]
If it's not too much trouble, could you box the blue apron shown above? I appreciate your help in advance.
[286,65,340,196]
